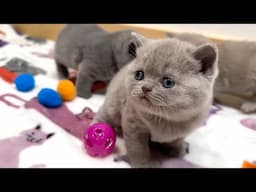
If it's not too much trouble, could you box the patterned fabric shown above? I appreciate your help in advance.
[0,24,256,168]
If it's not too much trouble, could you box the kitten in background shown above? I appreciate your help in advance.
[55,24,140,99]
[92,33,219,168]
[167,32,256,113]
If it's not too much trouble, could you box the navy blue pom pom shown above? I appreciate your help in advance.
[38,88,62,108]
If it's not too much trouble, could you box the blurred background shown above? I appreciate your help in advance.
[12,24,256,41]
[126,24,256,41]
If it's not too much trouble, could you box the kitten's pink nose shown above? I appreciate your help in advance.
[142,86,152,94]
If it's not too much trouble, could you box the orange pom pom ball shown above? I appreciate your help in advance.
[242,160,256,168]
[57,80,76,101]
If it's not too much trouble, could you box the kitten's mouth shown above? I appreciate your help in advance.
[140,95,151,103]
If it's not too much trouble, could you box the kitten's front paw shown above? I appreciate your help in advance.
[240,102,256,113]
[114,155,130,163]
[115,155,159,168]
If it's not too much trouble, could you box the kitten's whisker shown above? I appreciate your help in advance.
[152,97,162,104]
[131,89,141,96]
[131,92,137,96]
[149,94,164,105]
[156,106,162,122]
[131,88,141,93]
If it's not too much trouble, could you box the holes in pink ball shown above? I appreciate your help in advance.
[96,129,103,134]
[105,137,113,149]
[86,139,93,147]
[94,129,104,138]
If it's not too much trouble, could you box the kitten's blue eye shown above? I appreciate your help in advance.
[162,78,175,88]
[135,71,144,80]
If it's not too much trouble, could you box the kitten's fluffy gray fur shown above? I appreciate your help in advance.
[55,24,139,99]
[167,32,256,113]
[92,34,218,168]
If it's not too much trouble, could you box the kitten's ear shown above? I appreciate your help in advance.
[193,43,218,76]
[128,32,147,57]
[128,41,137,57]
[35,124,41,130]
[46,133,55,139]
[131,32,146,46]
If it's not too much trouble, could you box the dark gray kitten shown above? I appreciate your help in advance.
[55,24,140,99]
[167,32,256,113]
[92,34,218,168]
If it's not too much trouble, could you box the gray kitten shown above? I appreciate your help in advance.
[92,34,218,168]
[55,24,139,99]
[167,32,256,113]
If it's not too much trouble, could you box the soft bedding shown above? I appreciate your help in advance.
[0,24,255,168]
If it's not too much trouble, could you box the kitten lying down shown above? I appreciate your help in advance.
[92,33,218,168]
[167,32,256,113]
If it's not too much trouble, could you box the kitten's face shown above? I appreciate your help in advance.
[126,39,218,112]
[20,125,54,145]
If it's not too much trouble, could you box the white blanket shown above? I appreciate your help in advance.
[0,24,255,168]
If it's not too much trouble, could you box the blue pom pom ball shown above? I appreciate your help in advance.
[14,73,35,92]
[38,88,62,108]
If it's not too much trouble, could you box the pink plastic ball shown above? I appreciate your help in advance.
[84,123,116,157]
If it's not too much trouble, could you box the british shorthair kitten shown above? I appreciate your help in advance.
[167,32,256,113]
[92,33,219,168]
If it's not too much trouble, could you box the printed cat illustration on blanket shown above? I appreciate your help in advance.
[0,124,54,168]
